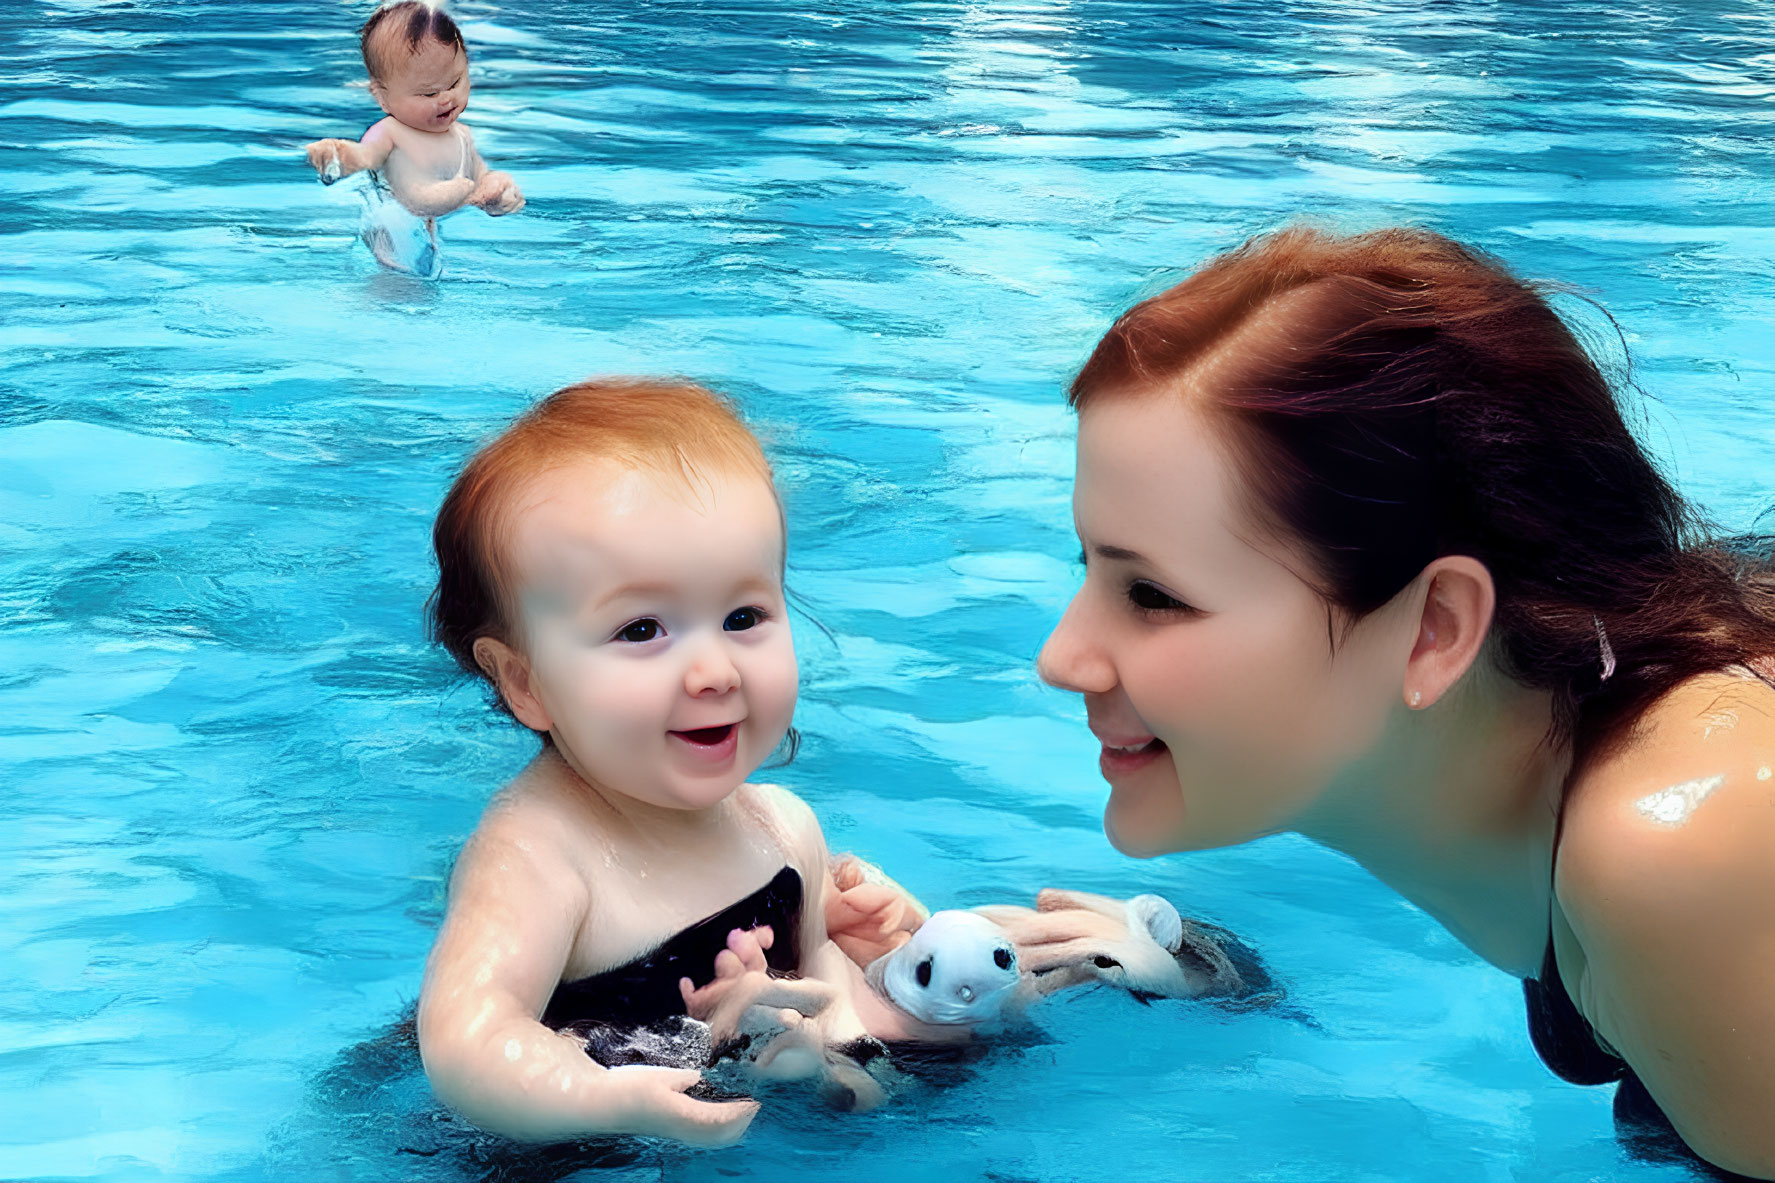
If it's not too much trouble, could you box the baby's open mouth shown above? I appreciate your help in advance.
[672,724,736,747]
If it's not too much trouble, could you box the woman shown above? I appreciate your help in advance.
[1007,226,1775,1178]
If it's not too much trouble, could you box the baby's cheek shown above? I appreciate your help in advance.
[750,645,800,731]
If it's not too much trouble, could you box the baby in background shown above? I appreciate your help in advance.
[416,380,927,1148]
[303,1,523,225]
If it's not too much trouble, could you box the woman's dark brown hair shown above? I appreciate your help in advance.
[1071,225,1775,763]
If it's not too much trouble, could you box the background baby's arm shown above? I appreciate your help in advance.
[303,118,395,183]
[415,810,757,1146]
[459,124,526,215]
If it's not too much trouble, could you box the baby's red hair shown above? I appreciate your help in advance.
[427,379,776,688]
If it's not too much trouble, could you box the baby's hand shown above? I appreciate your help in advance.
[470,170,525,216]
[599,1064,759,1146]
[827,854,921,967]
[679,926,833,1049]
[304,138,346,184]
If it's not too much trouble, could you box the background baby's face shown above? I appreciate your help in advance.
[370,37,470,132]
[504,458,798,812]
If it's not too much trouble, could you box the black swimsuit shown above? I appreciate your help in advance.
[1526,935,1768,1179]
[543,865,803,1032]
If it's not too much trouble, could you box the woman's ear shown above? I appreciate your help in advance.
[471,636,554,733]
[1403,556,1495,710]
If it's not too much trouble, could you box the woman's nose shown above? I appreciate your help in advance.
[1037,593,1117,695]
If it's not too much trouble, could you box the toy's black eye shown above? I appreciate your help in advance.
[993,947,1013,971]
[915,958,933,988]
[1092,955,1122,970]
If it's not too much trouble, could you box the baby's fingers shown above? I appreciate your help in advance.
[731,923,774,957]
[611,1065,759,1146]
[749,975,832,1018]
[838,883,902,918]
[830,853,867,892]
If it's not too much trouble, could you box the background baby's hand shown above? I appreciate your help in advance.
[304,138,345,182]
[470,170,525,215]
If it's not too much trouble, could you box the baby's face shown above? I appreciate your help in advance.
[370,36,470,133]
[505,459,797,812]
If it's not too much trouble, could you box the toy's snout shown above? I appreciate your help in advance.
[909,938,1016,1005]
[872,910,1023,1026]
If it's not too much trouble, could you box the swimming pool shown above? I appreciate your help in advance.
[3,0,1772,1178]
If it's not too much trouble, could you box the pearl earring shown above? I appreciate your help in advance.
[1409,691,1423,708]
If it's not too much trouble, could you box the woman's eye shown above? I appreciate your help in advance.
[724,607,767,632]
[615,619,662,643]
[1127,581,1190,614]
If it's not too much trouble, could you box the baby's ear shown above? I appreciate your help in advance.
[472,637,553,733]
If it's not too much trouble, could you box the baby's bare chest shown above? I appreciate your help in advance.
[383,126,469,182]
[564,839,795,980]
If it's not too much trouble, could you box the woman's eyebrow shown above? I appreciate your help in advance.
[1093,543,1146,563]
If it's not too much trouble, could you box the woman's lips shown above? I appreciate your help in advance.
[669,723,739,764]
[1099,736,1167,778]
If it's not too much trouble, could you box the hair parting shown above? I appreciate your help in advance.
[360,1,466,79]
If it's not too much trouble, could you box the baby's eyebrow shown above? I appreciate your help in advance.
[590,581,679,613]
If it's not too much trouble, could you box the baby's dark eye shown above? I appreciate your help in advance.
[1128,581,1191,614]
[615,619,661,643]
[993,947,1013,971]
[724,607,767,632]
[1092,955,1122,970]
[915,958,933,988]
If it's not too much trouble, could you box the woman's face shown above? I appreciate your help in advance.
[1038,392,1415,856]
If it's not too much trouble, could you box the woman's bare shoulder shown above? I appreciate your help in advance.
[1554,669,1775,1176]
[1565,668,1773,836]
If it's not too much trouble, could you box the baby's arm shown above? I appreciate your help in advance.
[458,124,526,216]
[739,788,936,1047]
[415,809,757,1146]
[303,117,395,183]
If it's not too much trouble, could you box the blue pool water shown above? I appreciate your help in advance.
[3,1,1773,1179]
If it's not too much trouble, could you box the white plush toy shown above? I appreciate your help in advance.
[865,891,1248,1030]
[864,909,1026,1027]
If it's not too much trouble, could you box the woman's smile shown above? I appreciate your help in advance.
[1096,733,1169,778]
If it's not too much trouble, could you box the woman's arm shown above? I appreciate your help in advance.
[416,811,757,1146]
[1558,688,1775,1178]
